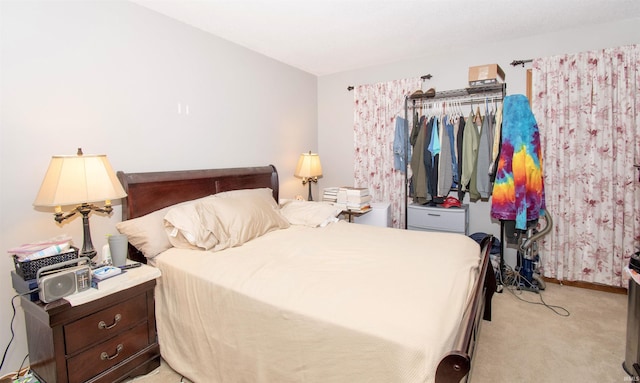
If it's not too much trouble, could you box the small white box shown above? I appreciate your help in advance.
[354,202,391,227]
[92,265,121,281]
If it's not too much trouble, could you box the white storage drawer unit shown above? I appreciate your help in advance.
[407,203,469,234]
[354,202,392,227]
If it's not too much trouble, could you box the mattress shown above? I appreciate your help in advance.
[152,221,481,383]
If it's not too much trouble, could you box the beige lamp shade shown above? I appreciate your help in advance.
[294,152,322,178]
[33,152,127,207]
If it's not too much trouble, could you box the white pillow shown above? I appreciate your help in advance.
[198,193,290,251]
[116,206,173,259]
[279,200,341,227]
[116,189,282,256]
[163,197,218,250]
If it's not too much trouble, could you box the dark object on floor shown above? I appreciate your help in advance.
[469,232,501,254]
[630,252,640,273]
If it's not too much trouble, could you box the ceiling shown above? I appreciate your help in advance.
[131,0,640,76]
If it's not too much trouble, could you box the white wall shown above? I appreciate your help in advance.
[318,17,639,262]
[0,0,317,374]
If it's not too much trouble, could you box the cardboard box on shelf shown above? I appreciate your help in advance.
[468,64,505,86]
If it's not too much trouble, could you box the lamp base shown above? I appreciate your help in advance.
[302,177,318,201]
[79,205,97,260]
[53,202,114,262]
[80,249,97,259]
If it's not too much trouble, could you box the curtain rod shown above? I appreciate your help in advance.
[511,59,533,67]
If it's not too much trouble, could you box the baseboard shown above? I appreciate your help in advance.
[542,277,627,295]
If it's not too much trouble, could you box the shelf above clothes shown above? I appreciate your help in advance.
[408,83,506,105]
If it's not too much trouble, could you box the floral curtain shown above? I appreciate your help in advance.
[354,78,421,228]
[532,44,640,287]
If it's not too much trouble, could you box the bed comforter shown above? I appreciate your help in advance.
[152,221,481,383]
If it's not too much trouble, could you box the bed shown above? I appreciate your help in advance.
[115,165,495,383]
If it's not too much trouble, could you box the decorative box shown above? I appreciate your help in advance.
[468,64,505,86]
[13,247,79,280]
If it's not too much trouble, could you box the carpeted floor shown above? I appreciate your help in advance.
[472,282,628,382]
[128,282,629,383]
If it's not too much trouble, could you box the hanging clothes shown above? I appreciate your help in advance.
[393,116,408,171]
[488,103,503,181]
[424,117,438,201]
[438,115,454,196]
[476,107,494,199]
[410,111,421,147]
[406,89,504,205]
[461,111,480,199]
[456,116,466,200]
[428,116,440,157]
[445,115,458,189]
[490,94,546,230]
[410,115,430,204]
[440,115,458,195]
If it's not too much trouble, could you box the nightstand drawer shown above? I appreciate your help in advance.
[67,322,149,383]
[22,275,160,383]
[407,204,468,234]
[64,292,147,355]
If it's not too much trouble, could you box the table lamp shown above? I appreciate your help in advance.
[33,148,127,259]
[294,151,322,201]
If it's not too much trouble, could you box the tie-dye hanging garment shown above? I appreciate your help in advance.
[491,94,546,229]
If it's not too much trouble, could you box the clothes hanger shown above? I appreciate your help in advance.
[474,102,482,125]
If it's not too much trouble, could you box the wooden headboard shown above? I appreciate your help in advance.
[116,165,279,262]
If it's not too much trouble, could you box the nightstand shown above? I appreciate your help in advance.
[407,203,469,234]
[20,265,161,383]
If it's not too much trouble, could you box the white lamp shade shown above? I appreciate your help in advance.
[294,152,322,178]
[33,153,127,207]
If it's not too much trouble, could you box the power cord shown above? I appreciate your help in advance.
[0,289,39,378]
[498,264,570,317]
[16,354,30,379]
[0,355,32,382]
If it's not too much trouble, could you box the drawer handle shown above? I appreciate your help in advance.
[427,213,441,217]
[98,314,122,330]
[100,344,123,361]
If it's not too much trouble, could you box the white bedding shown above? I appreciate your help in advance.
[152,221,481,383]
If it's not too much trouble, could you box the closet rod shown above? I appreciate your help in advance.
[408,93,504,109]
[408,83,505,101]
[408,96,504,109]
